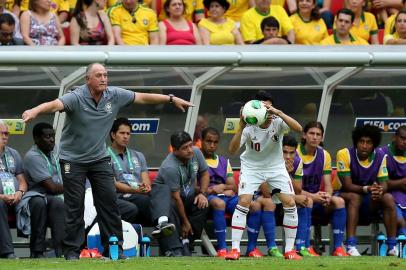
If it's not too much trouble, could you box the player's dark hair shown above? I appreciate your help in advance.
[254,90,274,104]
[201,127,220,140]
[171,131,192,150]
[301,121,325,146]
[33,122,53,139]
[110,117,132,142]
[395,125,406,136]
[352,125,381,148]
[283,134,298,148]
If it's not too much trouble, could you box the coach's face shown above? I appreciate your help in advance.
[174,141,194,163]
[87,64,108,94]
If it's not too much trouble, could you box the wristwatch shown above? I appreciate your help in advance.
[17,190,25,196]
[168,94,174,104]
[200,191,208,197]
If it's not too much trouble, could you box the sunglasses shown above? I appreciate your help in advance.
[0,131,10,136]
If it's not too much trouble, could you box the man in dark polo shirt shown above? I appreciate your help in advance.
[22,63,192,260]
[151,131,210,256]
[24,122,64,258]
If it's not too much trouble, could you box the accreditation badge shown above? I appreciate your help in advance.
[123,173,139,189]
[0,172,15,195]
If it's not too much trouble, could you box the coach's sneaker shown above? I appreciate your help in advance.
[216,249,227,258]
[307,246,320,257]
[268,247,284,258]
[151,221,175,238]
[284,250,302,260]
[347,246,361,256]
[298,246,312,257]
[224,249,240,260]
[332,247,348,257]
[247,248,263,257]
[387,246,399,256]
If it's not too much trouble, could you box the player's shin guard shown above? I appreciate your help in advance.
[231,205,249,251]
[262,210,277,248]
[283,206,298,252]
[332,208,346,249]
[246,211,261,253]
[213,209,227,250]
[295,207,307,250]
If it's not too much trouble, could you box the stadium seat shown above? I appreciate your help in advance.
[331,0,344,16]
[378,29,384,44]
[63,26,70,46]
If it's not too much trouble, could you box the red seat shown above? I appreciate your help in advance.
[331,0,344,16]
[378,28,384,44]
[63,26,70,45]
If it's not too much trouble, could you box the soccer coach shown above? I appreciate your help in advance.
[22,63,193,260]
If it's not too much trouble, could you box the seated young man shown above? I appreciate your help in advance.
[337,125,398,256]
[253,16,290,44]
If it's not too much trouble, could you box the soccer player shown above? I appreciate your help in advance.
[226,90,302,260]
[297,121,347,257]
[381,126,406,236]
[337,125,398,256]
[200,127,238,257]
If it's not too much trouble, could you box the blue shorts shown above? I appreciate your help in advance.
[396,205,406,221]
[208,194,238,215]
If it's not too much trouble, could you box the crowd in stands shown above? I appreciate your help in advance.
[1,0,406,45]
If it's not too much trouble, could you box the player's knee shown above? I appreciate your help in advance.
[332,196,345,209]
[250,201,262,212]
[381,193,395,209]
[282,196,296,208]
[210,198,225,210]
[238,195,252,208]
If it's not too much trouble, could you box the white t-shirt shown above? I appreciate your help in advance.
[240,116,289,171]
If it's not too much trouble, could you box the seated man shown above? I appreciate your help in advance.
[240,0,294,44]
[381,126,406,236]
[200,127,238,257]
[108,0,159,45]
[253,16,290,45]
[24,122,64,258]
[320,8,368,45]
[108,118,152,225]
[0,120,27,259]
[337,125,398,256]
[0,13,22,45]
[150,131,209,256]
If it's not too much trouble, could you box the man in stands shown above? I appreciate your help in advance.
[0,120,27,259]
[381,126,406,236]
[321,8,368,45]
[200,127,238,257]
[253,16,290,44]
[108,0,159,45]
[240,0,295,44]
[24,122,64,258]
[337,125,398,256]
[0,13,22,45]
[108,117,152,225]
[151,131,209,256]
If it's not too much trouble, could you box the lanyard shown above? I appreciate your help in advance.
[0,149,11,172]
[107,147,134,173]
[37,150,62,183]
[178,160,194,189]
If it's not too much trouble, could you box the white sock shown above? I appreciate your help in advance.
[231,205,249,251]
[158,216,168,225]
[283,206,298,252]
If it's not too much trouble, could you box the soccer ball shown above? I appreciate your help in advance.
[242,100,268,126]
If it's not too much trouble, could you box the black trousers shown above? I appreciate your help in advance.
[117,193,152,226]
[60,157,123,257]
[150,183,208,254]
[0,200,13,256]
[29,195,64,256]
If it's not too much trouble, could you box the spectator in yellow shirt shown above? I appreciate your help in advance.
[344,0,379,44]
[253,16,290,44]
[224,0,254,23]
[240,0,295,44]
[198,0,244,44]
[321,8,369,45]
[384,0,406,36]
[108,0,159,45]
[384,9,406,44]
[290,0,328,45]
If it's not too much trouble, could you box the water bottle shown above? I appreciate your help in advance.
[397,234,406,258]
[140,236,150,257]
[109,235,119,261]
[377,233,387,256]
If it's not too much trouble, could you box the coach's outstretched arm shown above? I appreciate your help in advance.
[134,92,193,112]
[22,99,65,123]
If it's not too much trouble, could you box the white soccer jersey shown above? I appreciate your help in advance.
[240,116,289,171]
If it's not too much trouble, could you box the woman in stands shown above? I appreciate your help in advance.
[69,0,114,45]
[20,0,65,45]
[384,9,406,44]
[345,0,379,44]
[158,0,202,45]
[296,121,348,257]
[290,0,328,44]
[198,0,244,45]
